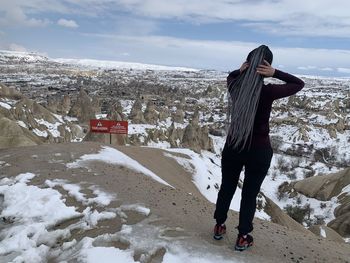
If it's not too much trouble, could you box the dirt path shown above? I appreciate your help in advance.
[1,142,349,263]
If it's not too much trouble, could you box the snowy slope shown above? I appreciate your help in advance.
[0,146,248,263]
[54,58,199,72]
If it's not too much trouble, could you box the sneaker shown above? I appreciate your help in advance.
[213,224,226,240]
[235,233,254,251]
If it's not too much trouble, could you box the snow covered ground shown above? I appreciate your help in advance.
[125,119,350,243]
[0,146,252,262]
[54,58,199,72]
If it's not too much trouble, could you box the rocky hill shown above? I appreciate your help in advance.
[0,50,350,246]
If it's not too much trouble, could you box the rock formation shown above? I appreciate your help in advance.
[0,83,84,147]
[46,95,71,115]
[144,100,159,124]
[0,117,39,148]
[308,225,345,243]
[167,122,182,148]
[129,99,145,124]
[181,114,214,153]
[68,88,96,123]
[172,104,185,124]
[0,83,23,100]
[158,106,171,122]
[60,95,71,115]
[293,168,350,201]
[107,101,125,121]
[291,168,350,237]
[261,193,310,234]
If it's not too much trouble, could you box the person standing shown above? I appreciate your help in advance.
[213,45,305,251]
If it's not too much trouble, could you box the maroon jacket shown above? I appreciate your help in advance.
[227,69,305,149]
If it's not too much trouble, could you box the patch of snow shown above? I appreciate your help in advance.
[53,114,64,123]
[45,180,115,206]
[45,179,86,203]
[82,207,116,227]
[87,186,115,206]
[147,140,171,149]
[96,114,108,119]
[320,227,327,238]
[120,99,134,115]
[66,146,173,188]
[64,116,79,122]
[128,124,157,135]
[110,218,245,263]
[0,173,80,262]
[79,238,137,263]
[0,101,11,109]
[35,118,61,137]
[16,120,27,128]
[164,148,271,220]
[32,128,48,137]
[120,204,151,216]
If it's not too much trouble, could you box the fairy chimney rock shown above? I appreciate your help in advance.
[129,99,145,124]
[172,106,185,124]
[107,101,125,121]
[144,100,159,124]
[68,88,96,123]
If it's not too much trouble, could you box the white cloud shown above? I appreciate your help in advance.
[111,0,350,37]
[0,1,50,27]
[0,0,350,76]
[2,0,350,37]
[298,66,317,70]
[113,17,158,36]
[0,41,27,52]
[337,68,350,74]
[297,66,334,72]
[320,67,333,71]
[57,18,79,28]
[80,33,350,75]
[9,43,27,52]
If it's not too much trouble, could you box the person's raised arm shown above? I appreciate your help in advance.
[227,61,249,88]
[257,60,304,100]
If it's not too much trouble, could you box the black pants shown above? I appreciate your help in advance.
[214,143,273,235]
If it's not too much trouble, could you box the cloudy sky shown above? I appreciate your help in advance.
[1,0,350,76]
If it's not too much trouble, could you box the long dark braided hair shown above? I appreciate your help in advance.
[226,45,273,150]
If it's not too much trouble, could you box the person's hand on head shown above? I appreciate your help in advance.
[240,61,249,73]
[256,60,275,77]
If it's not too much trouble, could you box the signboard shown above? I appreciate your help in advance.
[90,119,128,134]
[110,121,128,134]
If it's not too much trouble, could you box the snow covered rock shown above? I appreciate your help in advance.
[292,168,350,237]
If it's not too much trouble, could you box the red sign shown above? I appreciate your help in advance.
[90,120,128,134]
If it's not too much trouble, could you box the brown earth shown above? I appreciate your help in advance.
[0,142,349,263]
